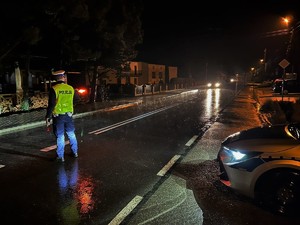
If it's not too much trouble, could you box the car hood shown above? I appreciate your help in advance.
[222,124,300,153]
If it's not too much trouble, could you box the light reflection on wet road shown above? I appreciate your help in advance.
[0,87,237,225]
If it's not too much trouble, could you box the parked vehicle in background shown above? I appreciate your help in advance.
[272,79,282,93]
[66,72,90,103]
[272,78,300,94]
[217,123,300,216]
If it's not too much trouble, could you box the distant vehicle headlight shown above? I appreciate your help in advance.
[215,82,221,88]
[207,83,212,87]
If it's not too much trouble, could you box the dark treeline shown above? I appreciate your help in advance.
[0,0,144,102]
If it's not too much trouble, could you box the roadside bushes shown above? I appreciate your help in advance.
[278,101,293,122]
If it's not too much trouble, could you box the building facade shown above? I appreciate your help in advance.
[103,61,177,86]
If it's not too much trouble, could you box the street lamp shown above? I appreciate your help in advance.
[250,67,256,81]
[230,74,239,95]
[282,17,290,27]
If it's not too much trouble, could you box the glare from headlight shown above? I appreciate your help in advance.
[215,82,221,88]
[219,147,246,164]
[207,83,212,87]
[231,151,246,160]
[219,146,261,165]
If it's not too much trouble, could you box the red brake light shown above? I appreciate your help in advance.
[77,88,87,95]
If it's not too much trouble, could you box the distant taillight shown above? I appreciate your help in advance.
[77,88,87,95]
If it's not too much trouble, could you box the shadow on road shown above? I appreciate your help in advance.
[173,160,299,225]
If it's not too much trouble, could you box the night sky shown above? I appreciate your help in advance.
[136,0,300,79]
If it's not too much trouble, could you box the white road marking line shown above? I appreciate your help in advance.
[40,140,70,152]
[40,145,56,152]
[108,195,143,225]
[89,105,177,135]
[136,190,187,225]
[185,135,198,147]
[157,155,181,177]
[40,106,175,151]
[0,165,5,169]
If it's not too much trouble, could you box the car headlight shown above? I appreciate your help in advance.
[219,146,261,165]
[207,83,212,87]
[215,82,221,88]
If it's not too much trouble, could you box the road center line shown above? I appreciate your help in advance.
[40,105,177,151]
[89,105,176,135]
[108,195,143,225]
[157,155,181,177]
[185,135,199,147]
[40,140,70,152]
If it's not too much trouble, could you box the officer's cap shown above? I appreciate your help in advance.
[52,70,66,76]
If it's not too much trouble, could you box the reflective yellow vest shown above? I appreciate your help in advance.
[52,83,74,114]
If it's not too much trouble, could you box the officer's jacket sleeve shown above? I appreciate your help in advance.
[45,88,56,119]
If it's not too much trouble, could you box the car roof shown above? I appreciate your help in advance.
[273,78,296,82]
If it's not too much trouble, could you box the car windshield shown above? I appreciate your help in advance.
[287,124,300,140]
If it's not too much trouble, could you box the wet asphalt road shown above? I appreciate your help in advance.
[0,88,234,225]
[1,85,300,225]
[126,86,300,225]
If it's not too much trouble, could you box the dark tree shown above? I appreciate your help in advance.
[0,0,144,102]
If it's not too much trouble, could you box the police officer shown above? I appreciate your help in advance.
[45,70,78,162]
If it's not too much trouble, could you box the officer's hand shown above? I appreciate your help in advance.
[46,118,51,127]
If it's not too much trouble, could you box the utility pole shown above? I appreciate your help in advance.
[205,62,208,82]
[263,48,267,73]
[235,74,238,95]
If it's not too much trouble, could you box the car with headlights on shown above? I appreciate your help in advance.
[207,82,221,88]
[217,123,300,216]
